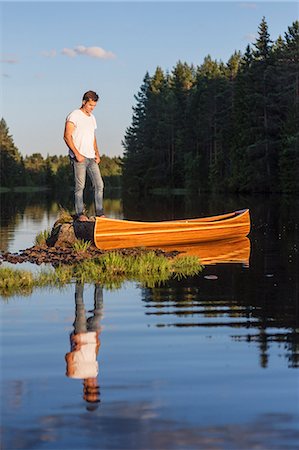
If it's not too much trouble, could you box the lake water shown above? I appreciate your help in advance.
[1,191,298,450]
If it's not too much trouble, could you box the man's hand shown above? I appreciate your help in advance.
[94,136,100,164]
[76,153,85,163]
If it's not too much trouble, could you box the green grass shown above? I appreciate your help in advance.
[72,239,91,252]
[171,255,203,279]
[0,252,203,298]
[34,229,51,246]
[0,267,34,297]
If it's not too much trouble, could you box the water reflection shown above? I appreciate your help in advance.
[158,236,251,266]
[65,283,103,409]
[1,192,298,450]
[0,191,123,252]
[142,270,299,368]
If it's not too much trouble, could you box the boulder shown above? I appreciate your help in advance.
[46,221,95,248]
[47,223,77,248]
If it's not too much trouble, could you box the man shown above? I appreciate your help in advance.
[64,90,104,221]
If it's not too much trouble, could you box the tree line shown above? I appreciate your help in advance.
[122,18,299,194]
[0,118,122,190]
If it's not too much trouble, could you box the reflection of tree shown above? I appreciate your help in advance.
[142,263,299,368]
[123,193,184,221]
[0,193,32,251]
[0,191,123,252]
[65,283,103,409]
[0,192,71,251]
[235,329,299,369]
[100,198,122,218]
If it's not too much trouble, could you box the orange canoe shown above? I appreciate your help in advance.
[94,209,251,250]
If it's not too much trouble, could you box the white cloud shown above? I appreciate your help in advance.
[41,49,57,58]
[61,47,77,58]
[61,45,116,59]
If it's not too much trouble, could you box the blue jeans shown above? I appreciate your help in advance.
[72,158,104,216]
[73,283,103,334]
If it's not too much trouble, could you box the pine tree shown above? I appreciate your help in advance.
[253,16,273,60]
[243,17,279,191]
[122,73,154,193]
[0,118,25,187]
[144,67,171,188]
[169,61,195,188]
[278,21,299,192]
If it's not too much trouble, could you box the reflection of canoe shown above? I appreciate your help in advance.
[157,237,251,266]
[94,209,250,250]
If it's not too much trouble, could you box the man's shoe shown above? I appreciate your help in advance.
[76,214,89,222]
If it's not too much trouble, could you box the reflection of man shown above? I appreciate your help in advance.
[65,283,103,408]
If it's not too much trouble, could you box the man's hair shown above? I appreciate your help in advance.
[82,91,99,102]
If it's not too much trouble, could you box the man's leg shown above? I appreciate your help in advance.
[87,159,104,216]
[87,284,104,332]
[73,282,87,334]
[72,159,87,217]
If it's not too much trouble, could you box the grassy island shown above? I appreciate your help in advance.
[0,251,202,297]
[0,209,203,297]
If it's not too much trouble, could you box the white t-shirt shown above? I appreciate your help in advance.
[66,109,97,158]
[66,331,99,379]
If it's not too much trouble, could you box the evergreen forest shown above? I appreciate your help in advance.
[122,18,299,194]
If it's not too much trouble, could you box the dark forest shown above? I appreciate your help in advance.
[122,18,299,194]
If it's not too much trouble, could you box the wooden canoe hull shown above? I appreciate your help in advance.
[94,209,251,250]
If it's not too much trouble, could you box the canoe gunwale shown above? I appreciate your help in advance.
[95,209,248,227]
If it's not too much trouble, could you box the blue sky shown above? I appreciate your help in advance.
[1,1,298,158]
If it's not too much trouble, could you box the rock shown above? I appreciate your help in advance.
[46,220,95,248]
[47,223,78,248]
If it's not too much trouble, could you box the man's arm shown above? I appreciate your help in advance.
[94,135,101,164]
[64,121,85,162]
